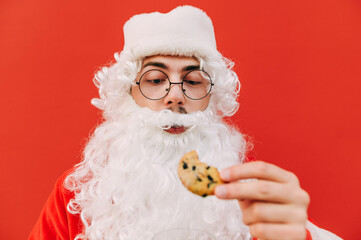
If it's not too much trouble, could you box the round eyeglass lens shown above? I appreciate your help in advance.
[182,70,212,100]
[139,69,170,100]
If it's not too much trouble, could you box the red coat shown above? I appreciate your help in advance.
[29,170,81,240]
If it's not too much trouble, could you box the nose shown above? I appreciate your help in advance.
[163,82,185,108]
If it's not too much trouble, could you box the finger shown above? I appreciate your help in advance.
[238,199,254,211]
[215,180,309,205]
[220,161,299,185]
[242,202,308,225]
[249,223,307,240]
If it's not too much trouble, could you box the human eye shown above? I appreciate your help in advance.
[141,70,167,86]
[146,78,166,85]
[184,79,202,86]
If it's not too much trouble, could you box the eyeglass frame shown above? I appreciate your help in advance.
[135,69,214,101]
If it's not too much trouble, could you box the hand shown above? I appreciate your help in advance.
[215,161,310,240]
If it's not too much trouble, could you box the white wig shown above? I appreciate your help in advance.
[91,51,240,120]
[91,5,241,119]
[64,5,250,240]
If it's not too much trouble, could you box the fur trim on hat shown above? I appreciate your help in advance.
[122,6,221,61]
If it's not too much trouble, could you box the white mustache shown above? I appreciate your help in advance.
[138,108,214,130]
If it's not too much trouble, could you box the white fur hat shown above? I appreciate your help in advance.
[122,6,221,61]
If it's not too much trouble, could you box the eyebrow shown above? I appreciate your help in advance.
[182,65,200,71]
[142,61,200,71]
[142,61,168,69]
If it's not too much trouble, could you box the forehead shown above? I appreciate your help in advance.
[142,55,199,69]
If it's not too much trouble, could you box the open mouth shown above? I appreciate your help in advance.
[163,125,187,134]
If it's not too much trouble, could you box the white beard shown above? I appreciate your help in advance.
[67,96,250,240]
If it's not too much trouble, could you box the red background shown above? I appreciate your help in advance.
[1,0,360,239]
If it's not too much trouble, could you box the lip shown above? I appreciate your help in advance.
[164,125,187,134]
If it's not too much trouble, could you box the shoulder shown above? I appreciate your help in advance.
[54,168,76,202]
[28,168,82,240]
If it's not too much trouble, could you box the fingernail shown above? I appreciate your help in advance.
[215,185,227,198]
[220,169,230,181]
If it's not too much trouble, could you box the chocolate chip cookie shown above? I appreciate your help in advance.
[178,150,223,197]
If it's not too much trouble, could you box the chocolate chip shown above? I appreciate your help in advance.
[192,166,196,170]
[202,194,207,197]
[197,176,202,182]
[207,175,214,182]
[183,161,188,169]
[207,182,216,188]
[206,166,210,170]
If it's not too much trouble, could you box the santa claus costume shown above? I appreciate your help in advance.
[29,6,342,240]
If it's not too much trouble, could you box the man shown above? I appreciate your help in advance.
[29,6,341,240]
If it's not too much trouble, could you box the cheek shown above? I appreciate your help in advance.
[199,96,211,110]
[131,85,162,110]
[131,85,143,105]
[188,96,210,112]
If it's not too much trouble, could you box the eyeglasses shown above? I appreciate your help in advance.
[136,69,213,100]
